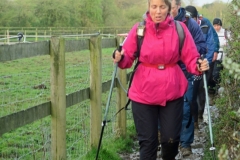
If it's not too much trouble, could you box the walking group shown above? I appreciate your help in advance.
[112,0,228,159]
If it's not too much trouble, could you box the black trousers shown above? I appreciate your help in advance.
[192,79,201,123]
[208,62,217,93]
[132,97,184,160]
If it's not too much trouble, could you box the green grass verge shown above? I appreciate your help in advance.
[82,123,136,160]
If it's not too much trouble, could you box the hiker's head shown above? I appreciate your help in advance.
[148,0,171,23]
[198,14,203,20]
[170,0,181,18]
[185,5,198,21]
[213,18,222,32]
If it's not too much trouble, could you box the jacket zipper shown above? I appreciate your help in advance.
[155,23,159,36]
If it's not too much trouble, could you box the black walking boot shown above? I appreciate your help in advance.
[161,142,178,160]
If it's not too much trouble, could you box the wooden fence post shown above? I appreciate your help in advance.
[76,28,78,40]
[44,30,46,40]
[116,36,127,137]
[89,34,102,147]
[50,28,52,37]
[7,30,9,44]
[35,28,38,42]
[50,36,66,160]
[24,30,27,42]
[4,30,7,44]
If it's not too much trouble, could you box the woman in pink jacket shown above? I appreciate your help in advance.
[113,0,209,159]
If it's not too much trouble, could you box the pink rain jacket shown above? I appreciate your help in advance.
[118,14,201,106]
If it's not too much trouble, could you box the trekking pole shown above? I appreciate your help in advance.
[95,38,126,160]
[95,62,118,160]
[202,59,216,160]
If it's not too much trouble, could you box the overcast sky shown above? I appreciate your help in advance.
[186,0,232,6]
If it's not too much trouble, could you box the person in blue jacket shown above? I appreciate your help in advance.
[185,6,217,121]
[201,16,220,94]
[202,17,220,62]
[171,0,207,156]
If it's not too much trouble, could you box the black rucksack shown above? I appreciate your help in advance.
[200,20,209,34]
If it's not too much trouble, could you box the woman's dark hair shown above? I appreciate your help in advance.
[185,5,198,18]
[213,18,222,26]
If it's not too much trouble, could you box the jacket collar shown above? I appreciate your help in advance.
[174,7,186,22]
[145,12,173,30]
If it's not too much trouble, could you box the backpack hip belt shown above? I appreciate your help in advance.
[141,63,177,70]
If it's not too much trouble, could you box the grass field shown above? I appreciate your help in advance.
[0,48,135,159]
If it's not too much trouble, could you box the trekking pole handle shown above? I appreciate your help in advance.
[197,54,207,72]
[112,43,124,62]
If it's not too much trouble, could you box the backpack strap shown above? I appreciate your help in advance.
[174,20,185,53]
[135,21,145,58]
[124,21,145,110]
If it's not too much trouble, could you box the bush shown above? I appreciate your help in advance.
[214,0,240,159]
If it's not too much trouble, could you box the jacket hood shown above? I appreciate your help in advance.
[145,12,173,30]
[174,7,186,22]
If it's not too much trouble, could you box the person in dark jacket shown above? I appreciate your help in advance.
[171,0,207,156]
[185,6,215,64]
[113,0,209,159]
[201,16,220,94]
[202,17,220,62]
[185,5,217,121]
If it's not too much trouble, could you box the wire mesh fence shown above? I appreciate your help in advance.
[0,47,133,159]
[0,117,52,160]
[0,56,51,117]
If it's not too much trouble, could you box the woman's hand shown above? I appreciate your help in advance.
[197,58,209,72]
[112,50,124,63]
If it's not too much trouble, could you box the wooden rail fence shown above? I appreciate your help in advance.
[0,34,129,159]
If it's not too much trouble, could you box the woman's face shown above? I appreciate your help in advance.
[148,0,169,23]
